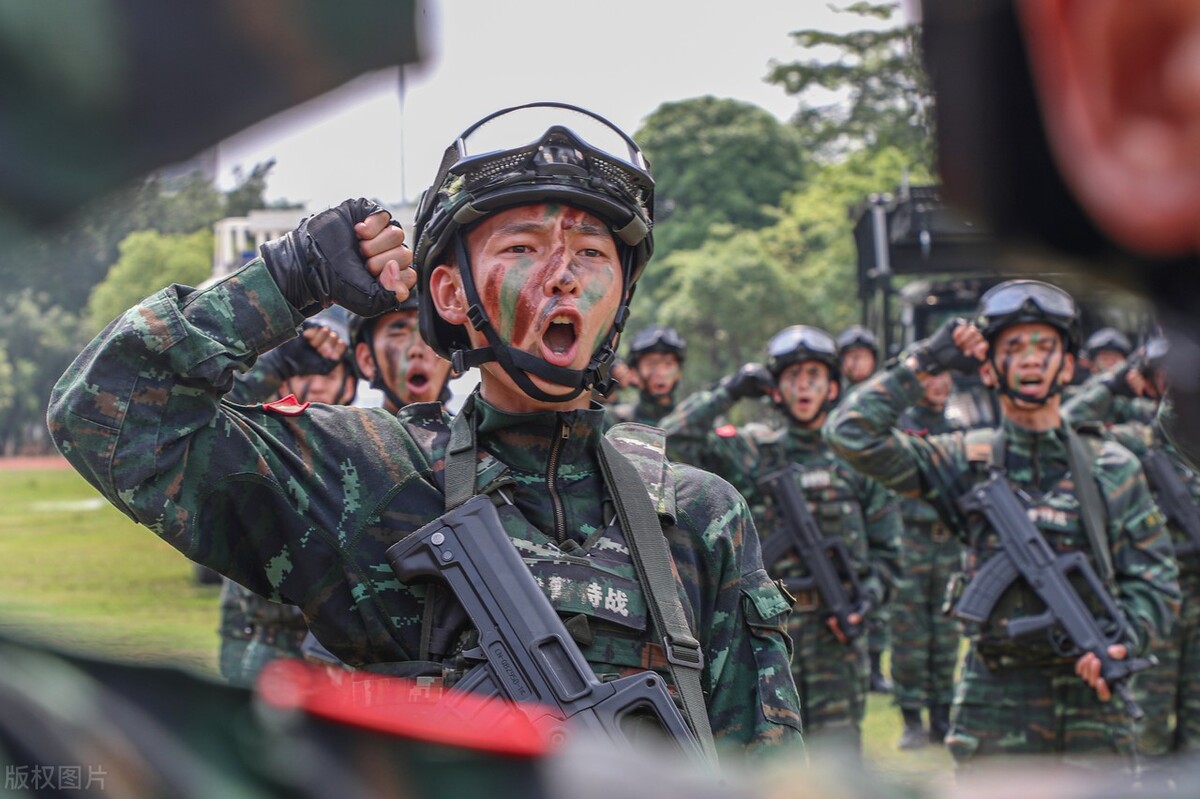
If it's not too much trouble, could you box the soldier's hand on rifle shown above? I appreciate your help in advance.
[720,363,774,400]
[260,198,414,318]
[1074,644,1127,702]
[826,611,863,645]
[906,318,988,375]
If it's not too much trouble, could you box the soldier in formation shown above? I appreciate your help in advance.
[826,278,1179,768]
[890,369,964,750]
[48,103,803,761]
[664,325,901,756]
[606,325,686,427]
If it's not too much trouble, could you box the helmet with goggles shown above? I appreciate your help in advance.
[1083,327,1132,359]
[836,324,879,358]
[975,279,1081,355]
[766,325,841,382]
[628,325,686,365]
[411,102,655,403]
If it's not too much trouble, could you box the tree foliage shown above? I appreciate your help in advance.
[766,1,932,168]
[0,289,83,455]
[635,97,807,263]
[84,229,214,335]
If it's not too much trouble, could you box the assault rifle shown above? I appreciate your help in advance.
[757,466,869,640]
[955,474,1156,719]
[385,495,706,763]
[1140,449,1200,558]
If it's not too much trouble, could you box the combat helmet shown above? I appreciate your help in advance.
[411,102,655,402]
[1083,327,1133,360]
[628,325,686,366]
[975,279,1081,354]
[766,325,841,383]
[836,324,879,358]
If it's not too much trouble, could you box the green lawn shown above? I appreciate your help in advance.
[0,464,953,786]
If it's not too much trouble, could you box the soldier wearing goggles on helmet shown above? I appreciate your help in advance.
[837,325,881,387]
[827,278,1179,768]
[664,325,901,757]
[606,325,687,427]
[48,103,802,762]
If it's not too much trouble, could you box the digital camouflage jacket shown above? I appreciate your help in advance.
[47,260,803,758]
[825,364,1180,660]
[605,390,675,429]
[662,384,902,613]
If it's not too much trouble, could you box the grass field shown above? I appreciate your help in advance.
[0,463,954,787]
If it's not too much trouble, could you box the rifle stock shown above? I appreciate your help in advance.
[957,475,1156,719]
[757,466,868,640]
[385,495,707,763]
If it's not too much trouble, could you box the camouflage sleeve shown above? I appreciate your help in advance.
[825,364,973,529]
[857,474,904,608]
[1095,439,1181,653]
[661,385,758,498]
[45,261,420,601]
[227,351,287,405]
[668,462,804,760]
[1062,377,1117,426]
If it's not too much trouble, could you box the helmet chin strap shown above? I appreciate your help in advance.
[448,233,624,405]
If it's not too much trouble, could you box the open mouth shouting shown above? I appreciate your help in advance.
[406,365,433,401]
[538,309,582,368]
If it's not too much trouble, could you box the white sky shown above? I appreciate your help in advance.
[216,1,887,211]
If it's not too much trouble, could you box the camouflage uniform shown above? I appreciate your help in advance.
[826,364,1180,767]
[891,403,964,735]
[216,579,308,688]
[47,260,803,760]
[1065,382,1200,757]
[663,382,901,753]
[605,390,675,428]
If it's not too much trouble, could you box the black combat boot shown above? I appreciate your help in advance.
[898,708,927,750]
[869,650,892,693]
[928,702,951,745]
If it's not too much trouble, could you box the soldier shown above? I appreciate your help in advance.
[47,103,802,761]
[838,324,891,693]
[1079,328,1133,380]
[890,369,964,750]
[826,278,1180,768]
[1064,338,1200,764]
[606,325,686,427]
[351,293,454,413]
[837,325,880,387]
[217,307,357,687]
[663,325,901,756]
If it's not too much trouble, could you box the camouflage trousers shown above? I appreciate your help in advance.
[946,645,1136,769]
[788,603,867,755]
[1135,567,1200,757]
[891,523,963,709]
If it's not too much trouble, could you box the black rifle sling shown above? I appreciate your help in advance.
[967,426,1115,588]
[597,435,717,761]
[438,393,717,760]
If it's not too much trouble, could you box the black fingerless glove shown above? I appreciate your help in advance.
[720,363,775,400]
[908,317,984,375]
[259,327,342,379]
[259,198,402,318]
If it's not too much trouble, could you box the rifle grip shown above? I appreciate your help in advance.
[952,551,1019,624]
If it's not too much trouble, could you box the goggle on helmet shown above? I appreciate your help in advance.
[975,280,1081,355]
[628,325,686,364]
[1083,327,1133,359]
[836,324,879,357]
[411,103,655,402]
[766,325,841,382]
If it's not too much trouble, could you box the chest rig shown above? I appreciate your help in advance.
[431,394,714,754]
[961,425,1116,655]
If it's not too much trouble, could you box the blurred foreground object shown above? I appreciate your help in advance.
[0,0,419,229]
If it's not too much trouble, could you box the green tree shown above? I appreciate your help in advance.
[766,1,933,168]
[84,229,214,335]
[0,344,13,422]
[0,290,82,455]
[635,97,807,266]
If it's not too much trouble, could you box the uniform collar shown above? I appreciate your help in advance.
[472,394,605,476]
[1001,416,1068,458]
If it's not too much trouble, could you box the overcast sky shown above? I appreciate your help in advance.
[216,1,891,211]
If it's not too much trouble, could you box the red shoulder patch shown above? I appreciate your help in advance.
[263,394,311,416]
[716,424,738,438]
